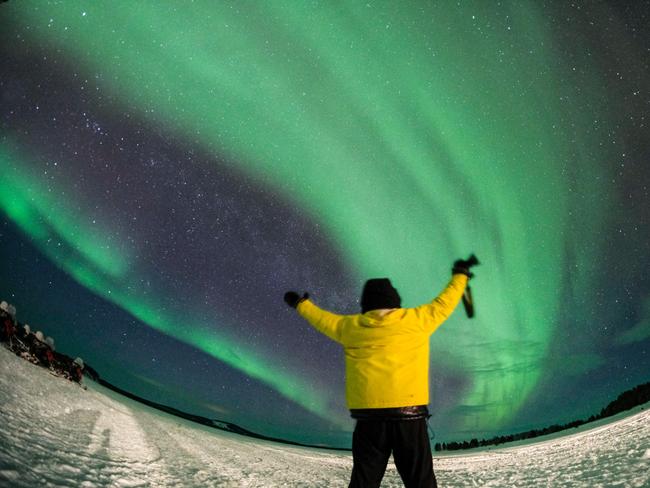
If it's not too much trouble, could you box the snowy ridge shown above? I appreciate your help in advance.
[1,347,649,487]
[93,377,347,452]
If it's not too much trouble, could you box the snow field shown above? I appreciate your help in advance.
[1,347,648,487]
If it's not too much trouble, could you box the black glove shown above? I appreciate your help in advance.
[452,254,480,278]
[284,291,309,309]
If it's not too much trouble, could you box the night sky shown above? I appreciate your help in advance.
[1,1,648,447]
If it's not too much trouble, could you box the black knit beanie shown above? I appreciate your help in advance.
[360,278,401,313]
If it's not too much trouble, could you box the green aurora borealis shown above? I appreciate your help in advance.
[1,1,649,445]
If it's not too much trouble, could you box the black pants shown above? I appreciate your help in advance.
[349,418,437,488]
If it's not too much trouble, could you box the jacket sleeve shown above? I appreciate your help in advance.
[415,274,469,333]
[296,299,344,343]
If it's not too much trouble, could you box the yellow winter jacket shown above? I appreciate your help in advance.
[297,274,468,409]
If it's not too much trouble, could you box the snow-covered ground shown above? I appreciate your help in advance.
[1,347,648,487]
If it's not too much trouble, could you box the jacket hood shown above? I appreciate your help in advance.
[360,308,404,327]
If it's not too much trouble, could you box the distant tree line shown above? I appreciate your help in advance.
[434,381,650,452]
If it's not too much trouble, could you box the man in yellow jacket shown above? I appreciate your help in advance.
[284,258,475,488]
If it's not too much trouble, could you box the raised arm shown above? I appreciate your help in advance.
[283,291,345,342]
[414,273,469,333]
[296,299,344,343]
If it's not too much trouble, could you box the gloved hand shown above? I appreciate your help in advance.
[284,291,309,309]
[452,254,480,278]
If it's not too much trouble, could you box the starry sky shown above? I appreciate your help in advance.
[1,1,648,447]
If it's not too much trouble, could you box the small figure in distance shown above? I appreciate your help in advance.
[0,301,17,347]
[31,330,54,368]
[71,357,85,385]
[18,324,36,359]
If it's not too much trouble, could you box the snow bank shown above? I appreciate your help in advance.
[1,347,648,487]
